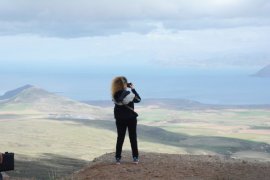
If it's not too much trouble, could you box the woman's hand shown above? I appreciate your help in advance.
[130,83,135,89]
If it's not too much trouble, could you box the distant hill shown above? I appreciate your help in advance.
[0,85,108,120]
[255,64,270,77]
[84,98,204,109]
[84,98,270,109]
[140,98,204,109]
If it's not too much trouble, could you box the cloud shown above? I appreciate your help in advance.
[0,25,269,68]
[0,0,269,68]
[146,25,270,67]
[0,0,270,37]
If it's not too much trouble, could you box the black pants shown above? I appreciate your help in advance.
[115,118,138,159]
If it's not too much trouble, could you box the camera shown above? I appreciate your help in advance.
[0,152,14,172]
[127,82,132,88]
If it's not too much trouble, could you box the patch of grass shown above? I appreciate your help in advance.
[250,126,270,130]
[162,126,221,136]
[233,110,270,117]
[162,125,270,144]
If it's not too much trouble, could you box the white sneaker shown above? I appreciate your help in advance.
[116,158,121,165]
[133,157,139,164]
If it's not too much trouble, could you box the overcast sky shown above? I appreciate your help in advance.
[0,0,269,70]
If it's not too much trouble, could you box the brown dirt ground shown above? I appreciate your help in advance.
[68,151,270,180]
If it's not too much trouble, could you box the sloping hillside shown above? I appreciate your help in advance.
[0,84,33,100]
[70,151,270,180]
[0,85,109,120]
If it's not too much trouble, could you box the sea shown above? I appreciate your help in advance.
[1,66,270,105]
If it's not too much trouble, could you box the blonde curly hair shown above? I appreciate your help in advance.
[111,76,128,97]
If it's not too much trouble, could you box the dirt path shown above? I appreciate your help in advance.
[69,151,270,180]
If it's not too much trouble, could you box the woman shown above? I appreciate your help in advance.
[111,76,141,164]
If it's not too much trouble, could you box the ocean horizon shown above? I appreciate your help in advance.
[1,67,270,105]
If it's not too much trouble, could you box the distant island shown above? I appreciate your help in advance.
[255,64,270,77]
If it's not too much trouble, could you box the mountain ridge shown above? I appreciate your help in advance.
[0,84,34,100]
[255,64,270,77]
[0,85,108,120]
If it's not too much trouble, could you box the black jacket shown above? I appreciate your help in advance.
[113,89,141,120]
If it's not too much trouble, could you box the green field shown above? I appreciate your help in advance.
[138,107,270,144]
[1,105,270,179]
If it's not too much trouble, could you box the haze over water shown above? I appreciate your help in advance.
[1,66,269,105]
